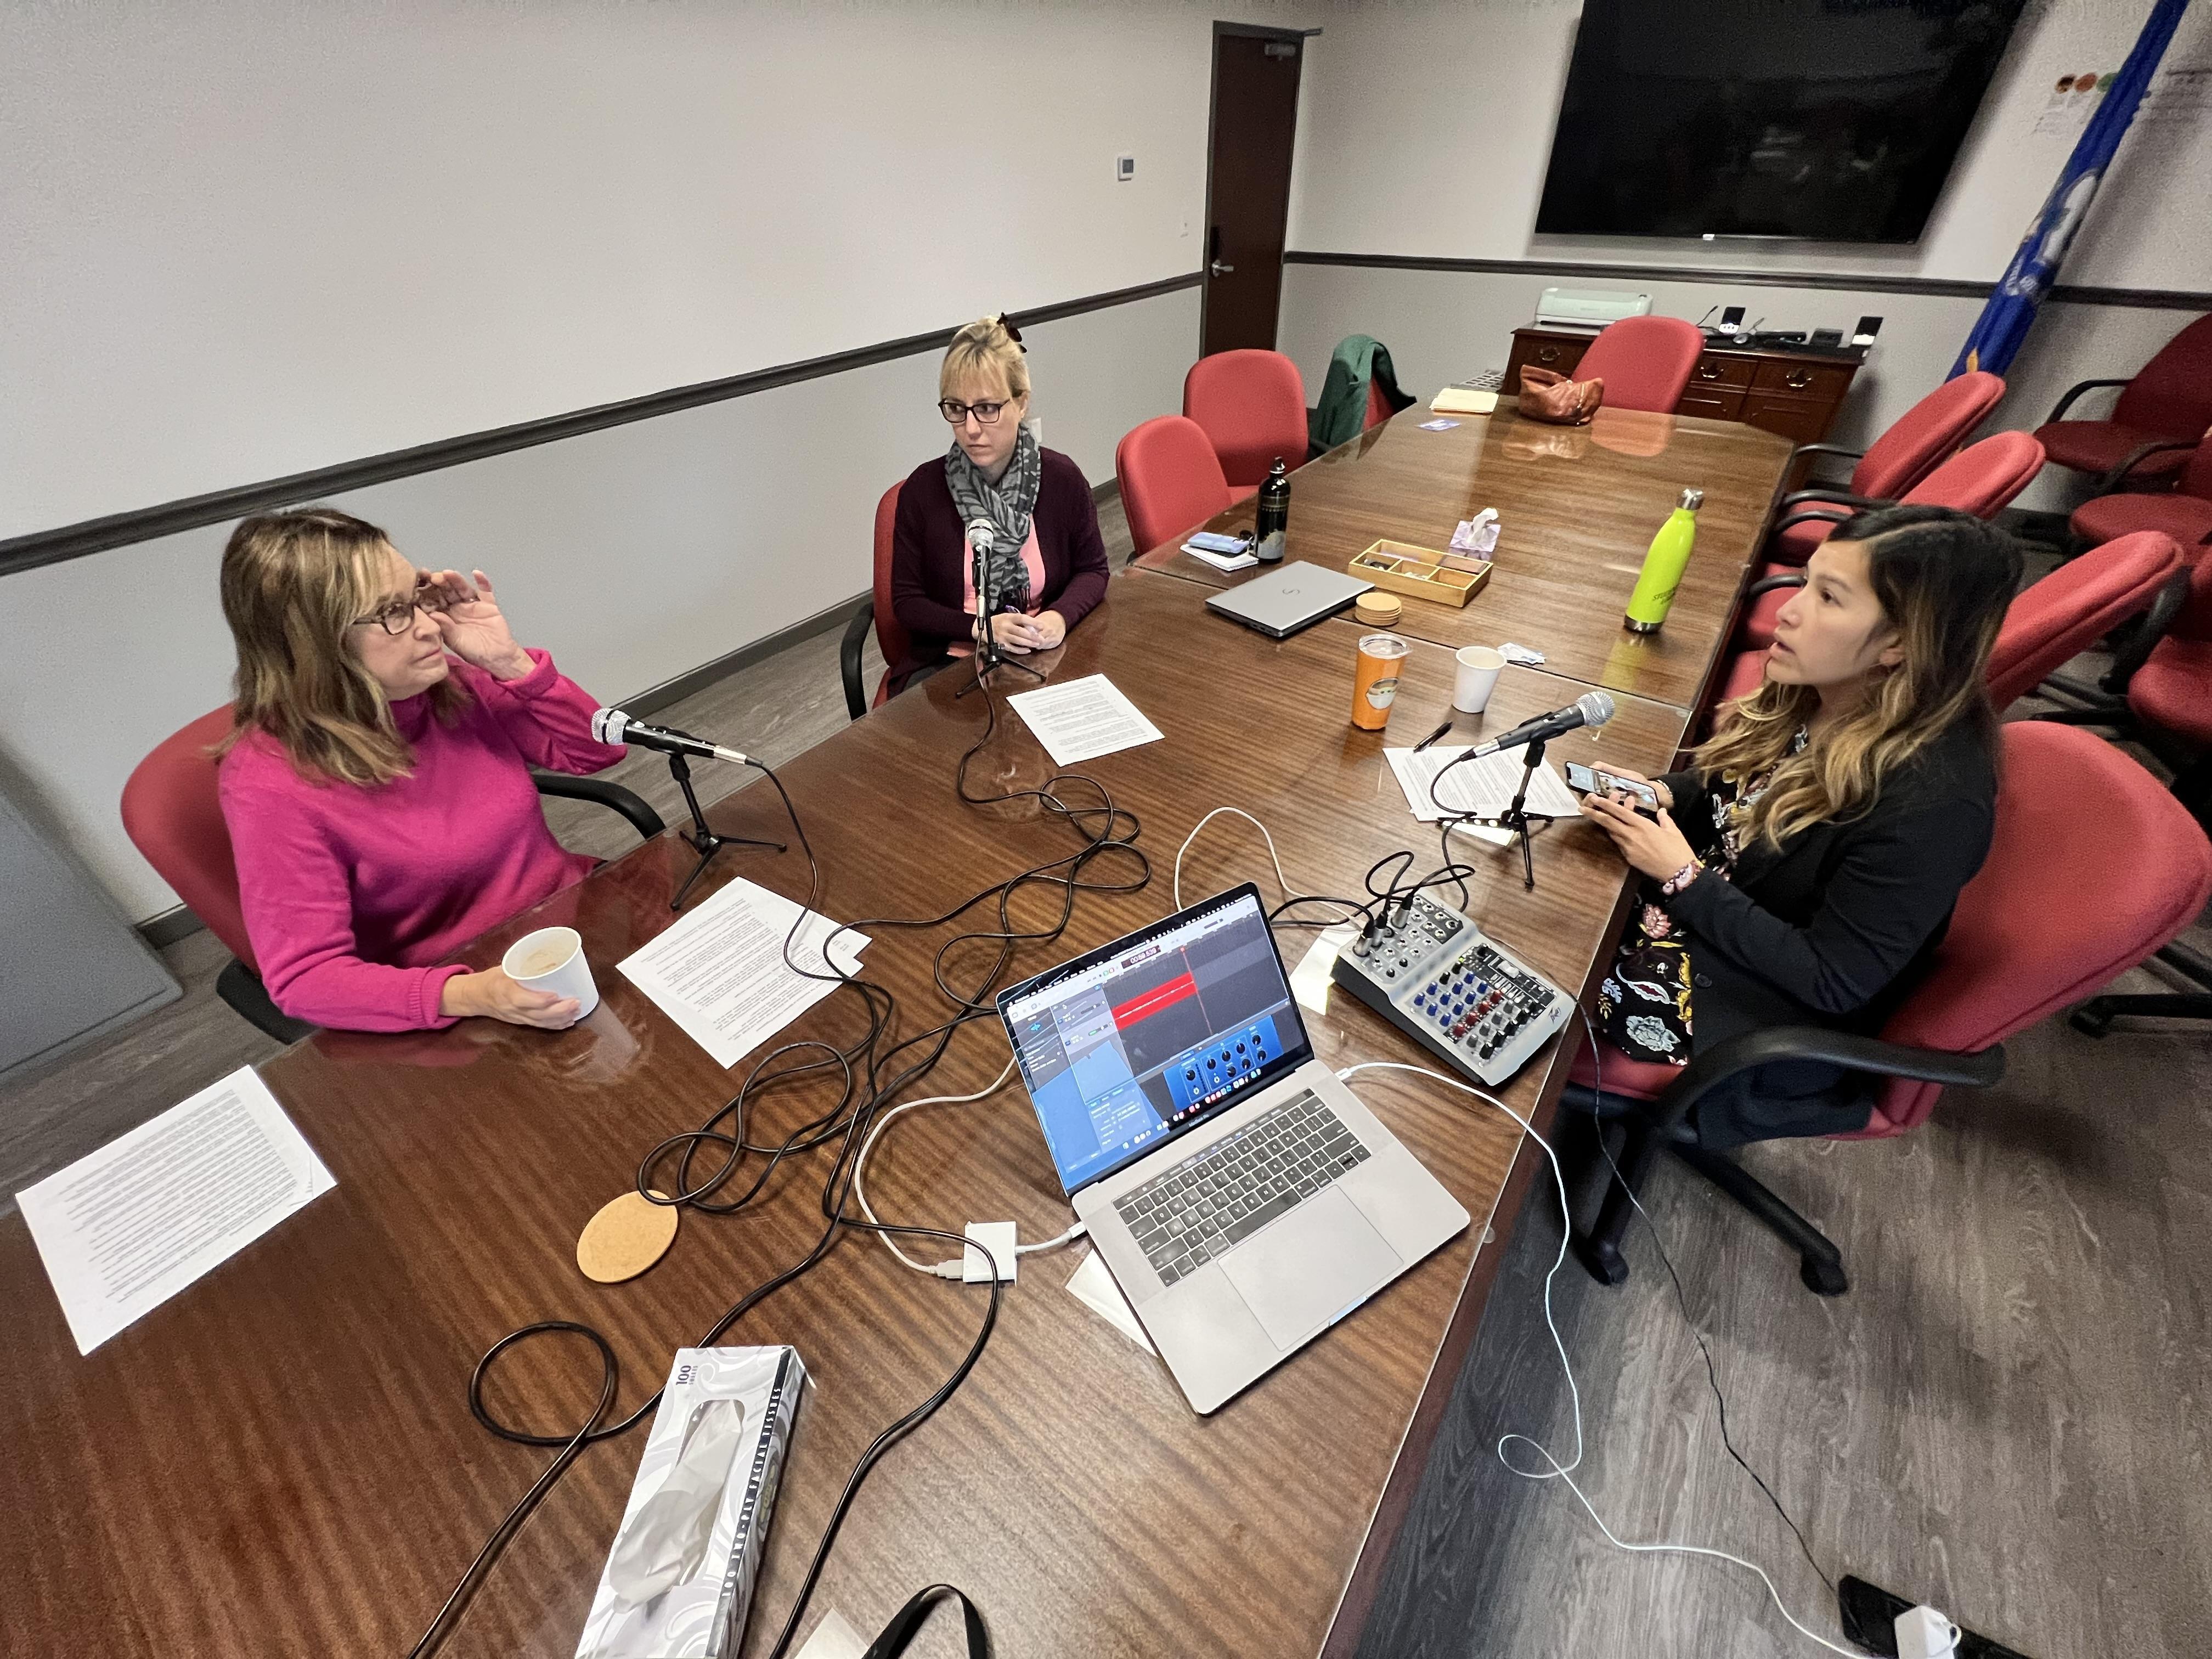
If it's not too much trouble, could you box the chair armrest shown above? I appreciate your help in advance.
[1773,506,1854,534]
[2100,566,2193,693]
[2046,378,2130,423]
[840,600,875,723]
[1787,442,1866,465]
[2096,438,2200,495]
[1646,1025,2006,1136]
[1746,570,1807,600]
[1778,486,1892,511]
[532,772,666,843]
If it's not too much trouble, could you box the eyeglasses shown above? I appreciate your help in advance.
[939,398,1012,426]
[351,575,452,635]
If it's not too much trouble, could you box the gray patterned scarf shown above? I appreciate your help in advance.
[944,423,1041,611]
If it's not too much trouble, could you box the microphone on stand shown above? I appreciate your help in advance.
[591,708,752,766]
[1464,691,1615,758]
[968,520,998,661]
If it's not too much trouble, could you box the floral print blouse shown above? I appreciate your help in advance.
[1596,730,1807,1066]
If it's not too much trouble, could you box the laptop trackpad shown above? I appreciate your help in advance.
[1218,1187,1402,1349]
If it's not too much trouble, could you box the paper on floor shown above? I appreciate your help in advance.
[619,875,867,1069]
[1386,744,1582,826]
[1006,674,1164,768]
[1066,1249,1156,1354]
[16,1066,335,1355]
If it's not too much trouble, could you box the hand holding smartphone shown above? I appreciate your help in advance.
[1565,761,1661,815]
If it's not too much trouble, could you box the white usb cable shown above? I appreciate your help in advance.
[1334,1060,1861,1657]
[1173,806,1363,920]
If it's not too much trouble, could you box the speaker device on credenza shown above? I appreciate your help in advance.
[1534,0,2026,244]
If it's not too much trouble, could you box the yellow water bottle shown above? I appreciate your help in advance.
[1623,487,1703,634]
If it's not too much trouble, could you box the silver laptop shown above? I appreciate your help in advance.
[1205,561,1373,639]
[996,884,1469,1414]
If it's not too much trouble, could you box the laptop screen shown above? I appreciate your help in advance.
[996,884,1314,1194]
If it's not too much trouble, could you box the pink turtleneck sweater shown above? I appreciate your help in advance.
[217,649,628,1031]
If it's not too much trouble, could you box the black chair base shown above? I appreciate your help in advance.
[217,959,316,1045]
[2072,941,2212,1035]
[1673,1142,1849,1296]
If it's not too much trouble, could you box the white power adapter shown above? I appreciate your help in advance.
[1896,1604,1960,1658]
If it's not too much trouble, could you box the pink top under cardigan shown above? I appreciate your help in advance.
[217,650,628,1031]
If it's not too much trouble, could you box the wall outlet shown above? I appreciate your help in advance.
[1115,153,1135,182]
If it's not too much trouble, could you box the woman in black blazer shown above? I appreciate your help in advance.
[1581,506,2023,1147]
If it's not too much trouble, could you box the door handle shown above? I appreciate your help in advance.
[1210,259,1235,276]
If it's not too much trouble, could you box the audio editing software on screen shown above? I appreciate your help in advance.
[1008,894,1303,1192]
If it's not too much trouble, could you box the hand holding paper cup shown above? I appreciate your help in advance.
[1452,645,1507,713]
[500,926,598,1023]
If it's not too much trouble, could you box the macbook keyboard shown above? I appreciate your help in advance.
[1111,1091,1372,1285]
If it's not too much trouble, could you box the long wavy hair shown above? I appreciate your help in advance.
[1695,505,2022,849]
[216,506,465,786]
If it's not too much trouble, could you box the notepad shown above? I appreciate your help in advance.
[1429,386,1499,416]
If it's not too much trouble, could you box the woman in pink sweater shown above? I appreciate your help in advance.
[216,507,629,1032]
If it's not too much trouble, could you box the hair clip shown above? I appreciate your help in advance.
[996,312,1027,351]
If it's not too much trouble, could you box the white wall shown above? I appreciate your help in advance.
[0,290,1200,923]
[0,0,1321,539]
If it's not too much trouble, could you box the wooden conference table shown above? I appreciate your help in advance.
[0,409,1790,1659]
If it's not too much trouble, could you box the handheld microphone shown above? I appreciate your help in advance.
[1465,691,1615,758]
[591,708,752,766]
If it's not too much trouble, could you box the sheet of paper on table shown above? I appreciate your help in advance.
[1066,1249,1156,1354]
[1006,673,1165,768]
[1386,744,1582,843]
[16,1065,335,1355]
[619,874,867,1069]
[1182,540,1258,572]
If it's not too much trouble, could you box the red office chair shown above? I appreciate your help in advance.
[1116,415,1234,561]
[839,482,911,720]
[1184,350,1308,492]
[2033,312,2212,490]
[122,709,664,1042]
[1566,721,2212,1295]
[1364,376,1396,432]
[1573,315,1706,414]
[1765,371,2006,567]
[2069,428,2212,552]
[1714,529,2185,712]
[1735,431,2046,651]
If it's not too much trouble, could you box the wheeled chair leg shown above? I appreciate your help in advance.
[1671,1142,1848,1295]
[1572,1118,1663,1287]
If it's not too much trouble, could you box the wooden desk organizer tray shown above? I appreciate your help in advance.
[1350,540,1493,608]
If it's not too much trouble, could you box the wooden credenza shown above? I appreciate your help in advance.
[1506,325,1864,445]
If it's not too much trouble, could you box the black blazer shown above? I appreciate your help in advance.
[1654,717,1997,1146]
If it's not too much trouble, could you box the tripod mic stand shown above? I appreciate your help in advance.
[955,537,1045,698]
[1456,737,1559,891]
[665,749,785,911]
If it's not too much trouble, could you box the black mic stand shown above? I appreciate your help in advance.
[955,538,1044,699]
[1458,737,1559,892]
[665,748,786,912]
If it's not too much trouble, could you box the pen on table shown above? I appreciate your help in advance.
[1413,719,1453,752]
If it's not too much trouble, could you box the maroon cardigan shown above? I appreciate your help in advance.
[887,447,1111,692]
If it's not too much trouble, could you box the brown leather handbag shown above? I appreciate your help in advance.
[1517,365,1604,425]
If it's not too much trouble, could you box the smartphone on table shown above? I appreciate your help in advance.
[1564,762,1661,815]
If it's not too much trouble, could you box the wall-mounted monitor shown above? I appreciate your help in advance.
[1534,0,2027,244]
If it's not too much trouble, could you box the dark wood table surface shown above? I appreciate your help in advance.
[1135,404,1793,713]
[1,420,1781,1657]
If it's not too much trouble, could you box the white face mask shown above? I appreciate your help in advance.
[604,1398,748,1607]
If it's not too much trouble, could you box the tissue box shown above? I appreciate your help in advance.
[575,1346,808,1659]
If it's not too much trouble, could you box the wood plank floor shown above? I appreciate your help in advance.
[7,494,2209,1656]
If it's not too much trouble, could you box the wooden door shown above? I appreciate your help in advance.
[1201,25,1306,356]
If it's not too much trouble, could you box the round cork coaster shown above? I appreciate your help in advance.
[1354,591,1403,627]
[577,1190,680,1284]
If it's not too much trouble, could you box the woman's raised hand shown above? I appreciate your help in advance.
[428,569,534,680]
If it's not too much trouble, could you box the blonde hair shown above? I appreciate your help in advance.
[939,314,1030,402]
[1694,506,2021,849]
[216,506,465,786]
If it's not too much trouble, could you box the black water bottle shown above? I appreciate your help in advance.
[1254,458,1290,563]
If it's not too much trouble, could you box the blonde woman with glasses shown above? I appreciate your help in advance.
[216,506,627,1032]
[885,314,1111,695]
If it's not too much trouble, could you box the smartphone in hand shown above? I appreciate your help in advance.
[1564,762,1661,815]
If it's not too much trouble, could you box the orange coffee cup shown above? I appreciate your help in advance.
[1351,632,1409,730]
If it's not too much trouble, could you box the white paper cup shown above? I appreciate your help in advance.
[1453,645,1508,714]
[501,926,597,1020]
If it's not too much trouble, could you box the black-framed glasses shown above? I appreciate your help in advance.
[939,398,1011,425]
[351,576,452,635]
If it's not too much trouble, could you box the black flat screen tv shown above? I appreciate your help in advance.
[1534,0,2026,244]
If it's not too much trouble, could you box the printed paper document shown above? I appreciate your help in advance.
[1006,674,1164,767]
[1386,744,1583,826]
[17,1066,335,1355]
[619,875,867,1069]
